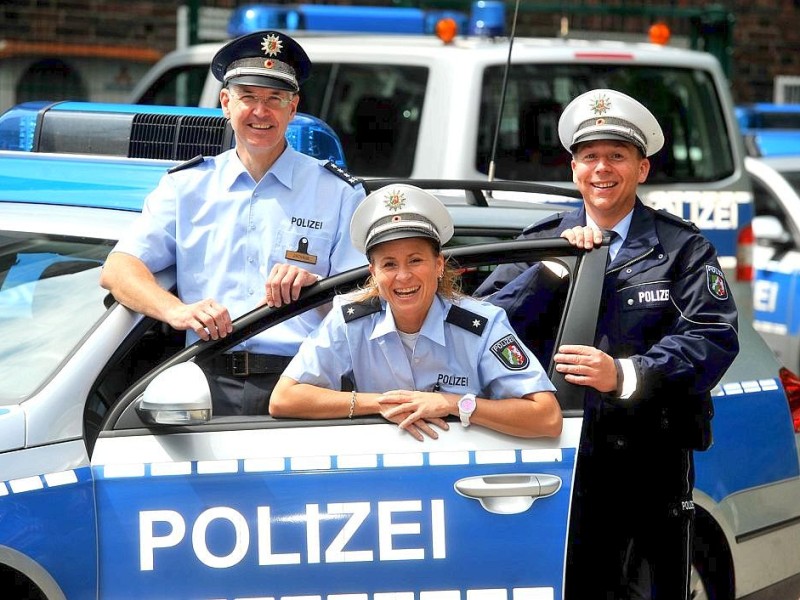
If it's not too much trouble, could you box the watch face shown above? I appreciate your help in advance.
[460,396,476,412]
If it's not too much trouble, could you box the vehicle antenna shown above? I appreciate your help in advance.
[487,0,521,186]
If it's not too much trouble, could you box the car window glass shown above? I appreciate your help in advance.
[779,169,800,197]
[751,177,785,220]
[750,175,800,249]
[300,63,428,177]
[104,244,578,434]
[0,232,113,401]
[447,233,519,296]
[477,64,734,184]
[137,65,209,107]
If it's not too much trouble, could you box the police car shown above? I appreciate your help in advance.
[0,101,799,600]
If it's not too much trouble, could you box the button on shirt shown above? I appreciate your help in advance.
[112,146,366,354]
[284,294,555,398]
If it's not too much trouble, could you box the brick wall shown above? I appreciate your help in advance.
[733,1,800,102]
[1,1,180,52]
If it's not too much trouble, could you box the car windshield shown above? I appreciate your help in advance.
[299,63,428,178]
[778,167,800,193]
[478,64,734,184]
[0,231,113,403]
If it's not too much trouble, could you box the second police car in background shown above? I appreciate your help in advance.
[733,101,800,377]
[0,101,799,600]
[129,1,755,298]
[747,155,800,373]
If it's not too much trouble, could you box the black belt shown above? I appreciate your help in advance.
[201,352,292,377]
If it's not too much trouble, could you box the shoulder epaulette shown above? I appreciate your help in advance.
[446,304,488,336]
[324,160,362,188]
[168,154,205,174]
[522,211,568,235]
[653,208,700,232]
[342,297,381,323]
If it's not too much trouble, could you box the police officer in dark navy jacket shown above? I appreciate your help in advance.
[477,89,739,600]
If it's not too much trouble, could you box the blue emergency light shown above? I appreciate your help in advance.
[228,3,485,38]
[0,101,348,168]
[737,103,800,130]
[469,0,505,37]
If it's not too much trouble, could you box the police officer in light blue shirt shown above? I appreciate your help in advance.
[270,184,562,441]
[100,30,366,415]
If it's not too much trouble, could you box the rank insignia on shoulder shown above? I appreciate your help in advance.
[342,297,381,322]
[705,264,729,300]
[654,208,700,232]
[167,154,205,174]
[446,305,487,335]
[324,161,362,187]
[490,334,531,371]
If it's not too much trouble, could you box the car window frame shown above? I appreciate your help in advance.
[98,235,608,437]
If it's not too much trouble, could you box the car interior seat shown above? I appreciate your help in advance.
[349,95,400,175]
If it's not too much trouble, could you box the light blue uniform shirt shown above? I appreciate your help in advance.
[284,293,556,399]
[113,145,366,354]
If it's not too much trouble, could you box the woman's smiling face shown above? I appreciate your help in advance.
[368,237,444,333]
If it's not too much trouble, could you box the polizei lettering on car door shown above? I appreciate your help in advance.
[139,499,446,570]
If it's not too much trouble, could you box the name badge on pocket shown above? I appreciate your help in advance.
[285,237,318,265]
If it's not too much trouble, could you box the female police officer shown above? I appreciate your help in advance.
[269,184,562,441]
[481,89,739,600]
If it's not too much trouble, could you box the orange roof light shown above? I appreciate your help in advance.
[435,17,458,44]
[648,21,671,45]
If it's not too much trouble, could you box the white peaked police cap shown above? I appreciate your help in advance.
[558,88,665,157]
[350,184,454,255]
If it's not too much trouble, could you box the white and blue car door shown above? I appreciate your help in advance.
[90,417,580,600]
[89,242,603,599]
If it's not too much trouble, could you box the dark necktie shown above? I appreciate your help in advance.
[605,230,618,267]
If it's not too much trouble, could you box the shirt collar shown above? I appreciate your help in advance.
[370,295,447,346]
[586,208,634,241]
[586,208,633,261]
[219,144,297,191]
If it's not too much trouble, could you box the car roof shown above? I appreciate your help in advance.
[144,34,719,64]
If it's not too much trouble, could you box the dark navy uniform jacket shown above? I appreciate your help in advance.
[479,199,740,451]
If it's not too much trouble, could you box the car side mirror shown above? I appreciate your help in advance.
[136,362,212,426]
[753,215,793,247]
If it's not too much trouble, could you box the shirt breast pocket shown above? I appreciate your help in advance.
[271,229,333,274]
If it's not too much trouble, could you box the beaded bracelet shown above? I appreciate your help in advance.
[348,390,357,419]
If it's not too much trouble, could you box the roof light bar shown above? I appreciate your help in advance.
[228,3,474,38]
[0,102,348,168]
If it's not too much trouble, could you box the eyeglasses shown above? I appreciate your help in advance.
[229,90,294,109]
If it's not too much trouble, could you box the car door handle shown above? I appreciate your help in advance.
[454,474,562,515]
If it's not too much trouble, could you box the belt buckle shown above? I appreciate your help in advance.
[230,352,249,377]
